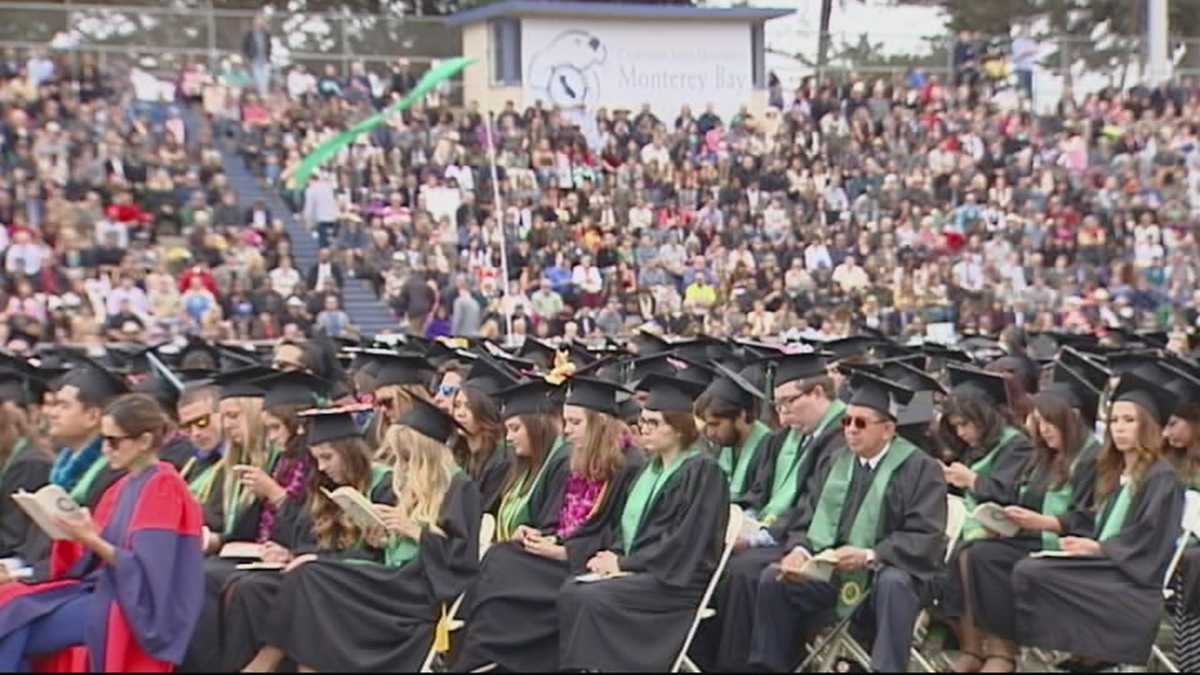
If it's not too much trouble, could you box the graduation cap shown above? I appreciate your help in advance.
[921,343,973,365]
[395,397,462,446]
[257,371,332,409]
[424,340,477,368]
[988,354,1040,393]
[106,342,170,375]
[1163,366,1200,417]
[640,373,708,414]
[959,334,1007,362]
[1111,371,1176,426]
[1105,350,1171,383]
[1059,347,1112,392]
[212,365,275,400]
[171,336,227,371]
[517,337,560,370]
[703,362,768,412]
[946,363,1010,408]
[847,370,915,421]
[1110,327,1169,349]
[628,353,695,391]
[880,360,946,395]
[669,336,728,365]
[495,379,564,419]
[485,347,539,374]
[565,376,631,417]
[821,336,882,362]
[1043,364,1101,426]
[897,390,938,432]
[773,352,830,387]
[133,370,184,413]
[56,356,131,406]
[368,351,433,389]
[0,369,48,407]
[462,356,520,396]
[631,328,672,357]
[301,406,368,445]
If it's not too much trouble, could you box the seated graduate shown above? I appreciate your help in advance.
[0,375,55,578]
[361,351,435,450]
[243,399,481,672]
[699,363,774,504]
[46,359,132,509]
[454,376,642,672]
[225,403,397,672]
[942,379,1099,673]
[0,393,204,672]
[747,371,947,674]
[940,365,1034,542]
[176,383,228,534]
[451,357,518,513]
[1011,372,1185,668]
[557,373,730,673]
[493,378,572,541]
[1162,367,1200,670]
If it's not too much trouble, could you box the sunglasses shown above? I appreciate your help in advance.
[438,384,460,398]
[842,415,887,430]
[181,415,212,431]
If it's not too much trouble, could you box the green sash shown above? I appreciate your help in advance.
[497,436,567,541]
[961,426,1022,542]
[187,458,224,504]
[223,445,282,538]
[806,438,919,617]
[384,467,464,568]
[69,455,109,504]
[368,463,392,497]
[719,421,771,501]
[761,401,846,523]
[0,437,29,485]
[619,447,701,554]
[1096,481,1134,542]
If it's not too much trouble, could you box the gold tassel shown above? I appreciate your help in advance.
[433,603,451,653]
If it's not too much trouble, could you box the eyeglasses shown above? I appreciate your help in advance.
[180,415,211,431]
[774,393,803,410]
[638,417,663,430]
[842,415,888,430]
[438,384,460,398]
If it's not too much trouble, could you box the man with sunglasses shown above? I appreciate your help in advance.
[748,371,948,673]
[176,384,227,536]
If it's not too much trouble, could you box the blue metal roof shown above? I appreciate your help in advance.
[445,1,794,26]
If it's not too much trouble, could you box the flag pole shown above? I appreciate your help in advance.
[483,110,513,341]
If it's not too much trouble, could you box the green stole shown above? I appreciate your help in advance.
[69,454,109,504]
[761,400,846,523]
[0,437,29,485]
[223,445,282,538]
[187,455,225,505]
[718,421,771,501]
[961,426,1022,542]
[385,467,463,568]
[619,446,702,554]
[496,436,567,541]
[806,437,918,617]
[1023,446,1090,551]
[1096,479,1134,542]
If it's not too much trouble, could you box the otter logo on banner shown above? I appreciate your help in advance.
[527,29,607,111]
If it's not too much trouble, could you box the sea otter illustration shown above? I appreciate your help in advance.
[527,30,607,109]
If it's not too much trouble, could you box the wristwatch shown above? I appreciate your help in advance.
[865,549,879,570]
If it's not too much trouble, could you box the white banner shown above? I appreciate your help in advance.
[521,18,755,122]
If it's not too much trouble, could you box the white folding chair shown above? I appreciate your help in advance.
[1149,490,1200,673]
[672,504,744,673]
[801,494,965,673]
[420,513,496,672]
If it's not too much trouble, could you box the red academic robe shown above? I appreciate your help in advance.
[0,461,204,672]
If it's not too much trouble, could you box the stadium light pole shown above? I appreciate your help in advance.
[1146,0,1170,85]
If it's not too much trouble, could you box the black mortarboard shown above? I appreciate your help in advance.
[369,351,433,389]
[848,371,915,421]
[257,371,331,409]
[0,369,46,407]
[821,336,882,362]
[631,329,672,357]
[212,366,274,400]
[959,334,1007,363]
[463,356,520,396]
[947,363,1010,407]
[1043,364,1101,426]
[518,337,560,370]
[56,357,131,406]
[628,353,693,390]
[107,342,170,375]
[172,336,226,371]
[879,360,945,394]
[617,393,642,424]
[897,390,938,431]
[1059,347,1112,391]
[1112,372,1175,426]
[564,342,599,369]
[133,371,183,413]
[704,363,768,411]
[301,407,367,445]
[773,352,830,387]
[485,347,539,374]
[565,376,631,417]
[1111,327,1169,349]
[1163,366,1200,418]
[495,379,564,419]
[922,343,974,365]
[1106,350,1171,385]
[424,340,477,368]
[640,373,708,414]
[669,336,727,365]
[396,397,461,446]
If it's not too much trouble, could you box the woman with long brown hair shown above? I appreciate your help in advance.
[943,387,1099,672]
[455,377,644,672]
[493,379,572,542]
[451,358,516,513]
[0,399,53,577]
[225,405,396,672]
[1010,372,1184,668]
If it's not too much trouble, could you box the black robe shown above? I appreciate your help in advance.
[942,444,1098,640]
[557,454,730,672]
[159,433,198,471]
[453,460,643,672]
[268,474,482,671]
[182,453,226,534]
[739,416,846,519]
[476,444,513,515]
[1013,458,1184,664]
[515,446,572,534]
[960,429,1034,504]
[220,476,397,671]
[0,441,53,572]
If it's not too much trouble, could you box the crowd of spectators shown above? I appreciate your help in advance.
[5,36,1200,353]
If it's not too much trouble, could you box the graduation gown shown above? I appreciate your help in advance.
[268,474,482,672]
[960,427,1034,504]
[476,444,513,515]
[0,440,53,570]
[557,454,730,672]
[0,461,204,672]
[454,460,643,672]
[1013,458,1184,664]
[942,444,1098,640]
[739,413,846,519]
[159,433,198,471]
[220,472,398,671]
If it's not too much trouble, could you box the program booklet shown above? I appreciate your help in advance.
[321,486,388,530]
[219,542,265,560]
[778,548,841,584]
[11,485,84,541]
[972,502,1020,538]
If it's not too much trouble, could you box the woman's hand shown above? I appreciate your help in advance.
[284,553,318,574]
[234,465,286,503]
[261,541,293,564]
[374,505,421,540]
[1061,537,1102,557]
[512,524,538,544]
[522,532,567,562]
[52,507,100,546]
[1003,506,1057,532]
[586,550,621,576]
[943,462,978,491]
